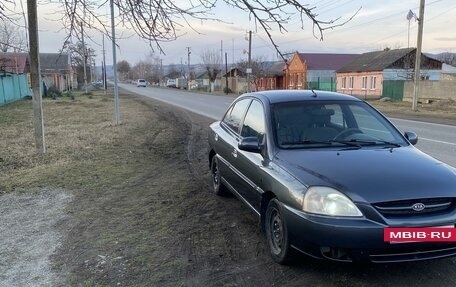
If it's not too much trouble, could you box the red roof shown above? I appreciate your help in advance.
[0,52,30,74]
[297,53,359,70]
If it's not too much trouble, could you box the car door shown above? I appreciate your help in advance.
[215,98,251,192]
[234,99,266,211]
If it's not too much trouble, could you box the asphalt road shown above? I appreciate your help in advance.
[119,84,456,167]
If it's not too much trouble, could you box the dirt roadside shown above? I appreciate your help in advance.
[2,91,456,286]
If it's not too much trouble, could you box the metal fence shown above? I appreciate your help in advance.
[0,73,32,106]
[306,77,336,92]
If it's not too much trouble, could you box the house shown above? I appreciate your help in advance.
[39,53,74,91]
[285,52,359,91]
[336,48,442,99]
[221,67,247,93]
[257,62,286,91]
[0,53,32,105]
[196,70,223,92]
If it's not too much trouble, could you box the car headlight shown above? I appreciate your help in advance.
[302,186,363,217]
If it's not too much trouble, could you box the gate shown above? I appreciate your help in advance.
[382,80,405,101]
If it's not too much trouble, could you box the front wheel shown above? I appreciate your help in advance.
[210,155,228,196]
[265,199,294,264]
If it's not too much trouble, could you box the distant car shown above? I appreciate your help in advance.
[137,79,146,87]
[208,90,456,264]
[166,79,177,88]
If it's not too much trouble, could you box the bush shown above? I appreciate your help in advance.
[46,86,62,100]
[223,87,233,94]
[62,91,75,100]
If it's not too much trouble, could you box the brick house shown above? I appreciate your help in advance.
[256,62,286,91]
[284,52,359,91]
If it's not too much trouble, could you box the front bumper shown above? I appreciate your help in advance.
[282,204,456,263]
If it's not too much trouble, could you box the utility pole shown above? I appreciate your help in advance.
[247,30,252,93]
[186,47,191,90]
[225,52,228,94]
[27,0,45,153]
[102,34,107,95]
[220,40,223,64]
[110,0,120,125]
[412,0,425,111]
[81,21,88,94]
[160,59,163,86]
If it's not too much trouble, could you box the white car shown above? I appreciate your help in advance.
[166,79,177,88]
[137,79,146,87]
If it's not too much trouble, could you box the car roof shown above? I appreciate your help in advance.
[241,90,361,104]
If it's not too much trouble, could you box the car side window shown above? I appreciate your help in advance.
[223,99,251,133]
[241,100,265,143]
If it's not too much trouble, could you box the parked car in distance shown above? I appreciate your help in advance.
[208,90,456,264]
[137,79,146,87]
[166,79,177,88]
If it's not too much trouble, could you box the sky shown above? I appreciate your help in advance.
[6,0,456,66]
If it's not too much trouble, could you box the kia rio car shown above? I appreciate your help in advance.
[207,90,456,264]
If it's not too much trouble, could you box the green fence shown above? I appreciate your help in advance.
[0,73,32,106]
[307,77,336,92]
[382,80,405,101]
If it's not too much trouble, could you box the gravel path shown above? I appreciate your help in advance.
[0,189,73,287]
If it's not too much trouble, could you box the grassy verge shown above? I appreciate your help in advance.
[368,98,456,124]
[0,91,156,193]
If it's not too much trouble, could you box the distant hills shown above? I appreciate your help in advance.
[425,52,456,66]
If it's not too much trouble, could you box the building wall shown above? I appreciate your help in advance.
[336,71,383,99]
[42,72,70,92]
[403,80,456,100]
[257,76,284,91]
[285,53,306,89]
[383,69,441,80]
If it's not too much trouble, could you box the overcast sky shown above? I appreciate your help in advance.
[12,0,456,65]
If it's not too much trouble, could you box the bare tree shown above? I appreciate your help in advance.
[0,1,15,21]
[145,53,163,84]
[61,41,95,86]
[201,49,222,93]
[25,0,360,61]
[117,60,131,81]
[0,22,26,52]
[237,56,270,91]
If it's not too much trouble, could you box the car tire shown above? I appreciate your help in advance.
[210,155,228,196]
[265,198,294,264]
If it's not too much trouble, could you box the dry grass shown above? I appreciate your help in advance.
[0,90,160,193]
[368,98,456,124]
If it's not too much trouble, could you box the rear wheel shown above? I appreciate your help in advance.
[265,199,294,264]
[210,155,228,196]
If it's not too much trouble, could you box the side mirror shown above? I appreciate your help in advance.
[404,131,418,145]
[238,137,261,153]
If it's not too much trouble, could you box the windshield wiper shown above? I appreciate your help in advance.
[280,140,332,145]
[336,139,401,147]
[281,140,361,148]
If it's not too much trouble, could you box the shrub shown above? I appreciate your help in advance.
[46,86,62,100]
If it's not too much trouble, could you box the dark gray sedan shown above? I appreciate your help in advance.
[207,90,456,264]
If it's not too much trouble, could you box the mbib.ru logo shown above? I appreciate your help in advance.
[384,227,456,243]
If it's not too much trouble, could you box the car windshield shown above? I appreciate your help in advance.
[272,100,408,149]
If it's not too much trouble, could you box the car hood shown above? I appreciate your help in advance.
[274,146,456,204]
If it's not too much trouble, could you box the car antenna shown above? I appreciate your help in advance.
[311,89,317,97]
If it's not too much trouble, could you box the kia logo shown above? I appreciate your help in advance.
[412,203,426,211]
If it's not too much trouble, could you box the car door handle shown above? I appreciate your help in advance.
[232,149,238,158]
